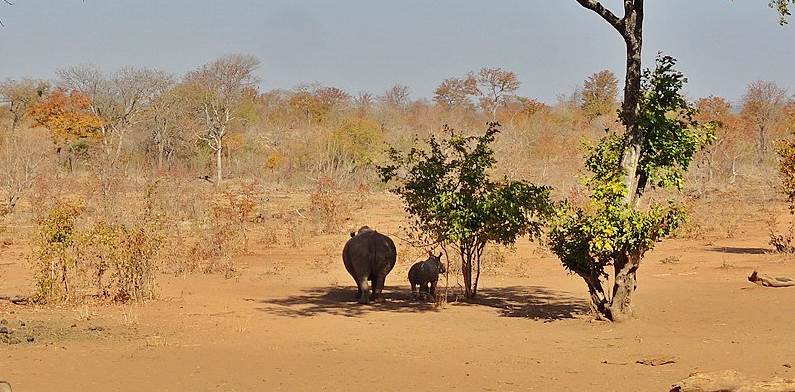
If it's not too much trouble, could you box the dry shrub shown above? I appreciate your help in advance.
[309,175,350,234]
[29,184,166,303]
[210,182,262,252]
[29,201,84,302]
[481,246,509,274]
[190,211,243,277]
[160,223,199,275]
[770,140,795,253]
[768,215,795,253]
[81,218,164,302]
[276,210,310,248]
[352,182,372,211]
[189,184,262,276]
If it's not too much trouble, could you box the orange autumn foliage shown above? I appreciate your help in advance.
[28,89,103,146]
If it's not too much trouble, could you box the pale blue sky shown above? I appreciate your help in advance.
[0,1,793,103]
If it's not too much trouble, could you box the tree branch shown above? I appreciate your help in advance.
[575,0,625,32]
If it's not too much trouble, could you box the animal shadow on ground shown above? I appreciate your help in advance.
[708,246,769,255]
[458,286,590,322]
[257,286,436,317]
[257,285,589,321]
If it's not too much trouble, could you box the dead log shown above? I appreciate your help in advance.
[671,370,795,392]
[0,295,30,305]
[748,270,795,287]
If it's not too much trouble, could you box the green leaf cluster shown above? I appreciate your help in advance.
[378,123,554,250]
[548,55,714,279]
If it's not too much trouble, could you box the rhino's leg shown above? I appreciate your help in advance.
[372,274,386,303]
[430,279,438,299]
[411,282,418,299]
[358,277,371,304]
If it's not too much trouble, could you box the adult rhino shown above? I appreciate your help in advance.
[342,226,397,304]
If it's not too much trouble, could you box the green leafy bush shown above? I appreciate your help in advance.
[380,123,554,299]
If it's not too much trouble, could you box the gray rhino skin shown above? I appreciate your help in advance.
[408,253,446,299]
[342,226,397,304]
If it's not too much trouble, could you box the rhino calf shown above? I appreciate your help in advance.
[408,253,446,300]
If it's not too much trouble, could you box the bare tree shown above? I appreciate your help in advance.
[354,91,374,114]
[0,78,49,132]
[0,131,50,214]
[741,81,789,162]
[315,86,351,111]
[474,68,521,121]
[380,84,411,109]
[183,54,260,185]
[57,65,173,158]
[143,79,183,170]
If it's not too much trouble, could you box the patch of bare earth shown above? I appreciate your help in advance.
[1,194,795,391]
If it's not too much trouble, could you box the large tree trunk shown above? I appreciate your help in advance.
[575,1,645,204]
[608,250,641,321]
[618,3,644,205]
[580,273,611,319]
[462,249,473,299]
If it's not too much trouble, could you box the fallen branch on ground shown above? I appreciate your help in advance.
[0,295,30,305]
[748,270,795,287]
[671,370,795,392]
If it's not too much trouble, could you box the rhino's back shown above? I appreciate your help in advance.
[343,230,396,277]
[408,261,435,283]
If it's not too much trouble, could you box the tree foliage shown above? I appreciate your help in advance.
[547,56,715,321]
[581,70,619,120]
[434,76,478,109]
[28,88,104,147]
[331,116,384,167]
[379,123,554,298]
[771,0,795,24]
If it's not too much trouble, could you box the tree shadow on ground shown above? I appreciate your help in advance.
[256,285,589,321]
[256,286,436,318]
[457,286,590,322]
[708,246,769,255]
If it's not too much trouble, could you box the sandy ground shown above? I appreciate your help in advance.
[2,197,795,391]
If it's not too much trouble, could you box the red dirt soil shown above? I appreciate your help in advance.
[1,197,795,391]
